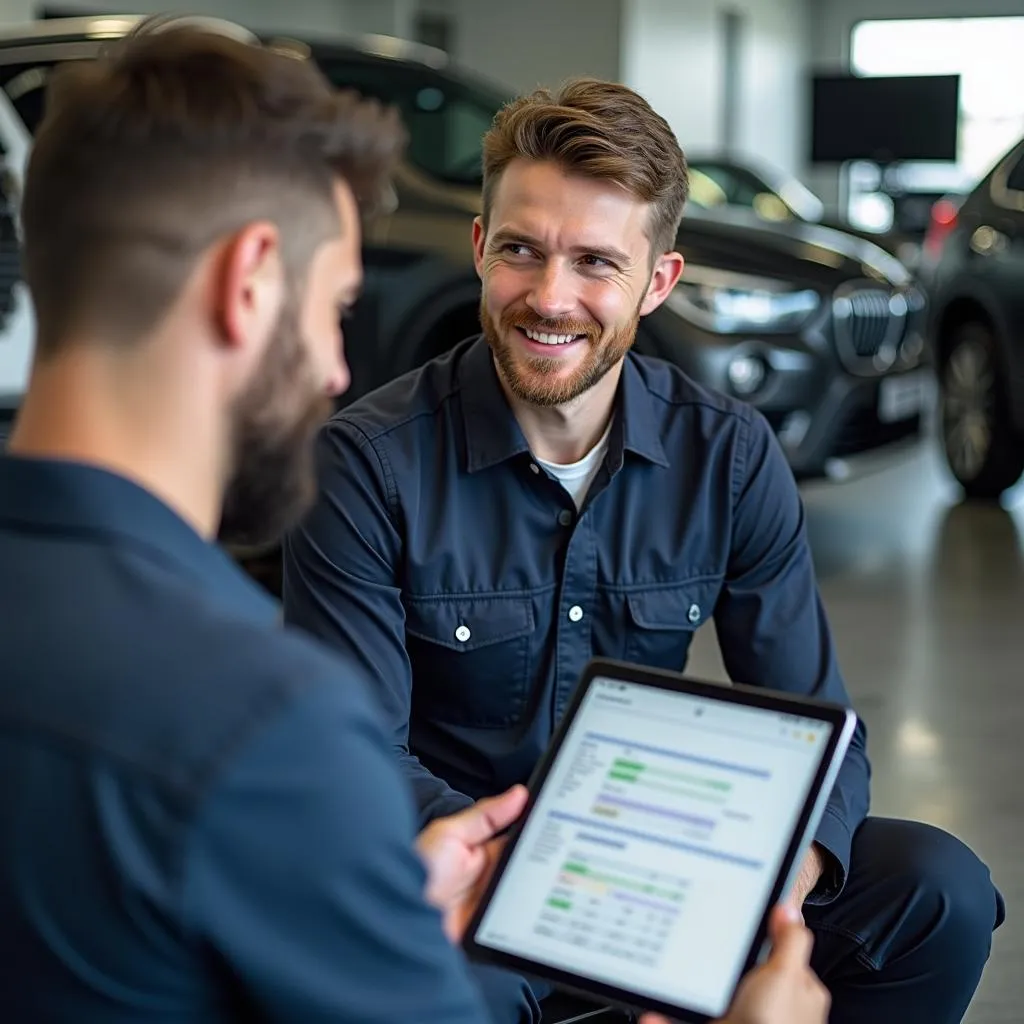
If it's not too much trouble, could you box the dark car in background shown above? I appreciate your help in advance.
[0,15,930,494]
[923,137,1024,499]
[686,152,943,268]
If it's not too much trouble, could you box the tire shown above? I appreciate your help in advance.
[939,321,1024,500]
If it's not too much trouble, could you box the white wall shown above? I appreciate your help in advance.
[446,0,622,96]
[622,0,810,177]
[0,0,395,36]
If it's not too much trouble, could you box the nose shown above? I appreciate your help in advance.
[325,344,350,398]
[527,259,577,320]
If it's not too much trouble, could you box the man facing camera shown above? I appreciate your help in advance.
[283,76,1004,1024]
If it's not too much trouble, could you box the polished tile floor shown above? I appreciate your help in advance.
[686,438,1022,1023]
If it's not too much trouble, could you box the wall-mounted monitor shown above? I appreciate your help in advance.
[810,74,960,164]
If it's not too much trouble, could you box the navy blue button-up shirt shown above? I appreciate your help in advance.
[283,336,871,902]
[0,455,488,1022]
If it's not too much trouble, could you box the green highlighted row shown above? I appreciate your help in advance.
[610,758,732,792]
[547,898,573,910]
[562,862,686,902]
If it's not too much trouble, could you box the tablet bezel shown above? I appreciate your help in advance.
[462,656,858,1023]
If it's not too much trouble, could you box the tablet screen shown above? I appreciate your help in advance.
[472,675,835,1017]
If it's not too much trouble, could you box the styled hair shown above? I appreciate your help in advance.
[20,17,406,355]
[481,77,689,258]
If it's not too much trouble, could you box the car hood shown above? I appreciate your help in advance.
[679,204,913,291]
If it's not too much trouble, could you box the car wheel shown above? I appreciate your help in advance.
[940,321,1024,499]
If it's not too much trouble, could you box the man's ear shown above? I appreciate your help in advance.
[215,221,285,354]
[639,251,685,316]
[472,216,486,279]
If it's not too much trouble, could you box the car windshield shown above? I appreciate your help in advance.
[316,52,510,189]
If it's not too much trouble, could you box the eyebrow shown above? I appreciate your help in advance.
[489,228,633,268]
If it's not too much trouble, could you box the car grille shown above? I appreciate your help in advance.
[832,283,909,376]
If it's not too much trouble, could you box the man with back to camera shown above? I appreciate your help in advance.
[0,15,831,1024]
[282,75,1006,1024]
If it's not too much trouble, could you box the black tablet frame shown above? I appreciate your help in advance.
[461,657,857,1023]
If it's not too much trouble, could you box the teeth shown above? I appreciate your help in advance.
[524,328,578,345]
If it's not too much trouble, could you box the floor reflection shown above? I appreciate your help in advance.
[686,440,1023,1022]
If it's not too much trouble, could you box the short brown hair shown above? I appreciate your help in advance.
[20,18,405,355]
[481,77,688,258]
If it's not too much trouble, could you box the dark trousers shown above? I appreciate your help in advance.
[472,817,1005,1024]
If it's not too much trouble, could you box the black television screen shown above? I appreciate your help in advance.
[810,74,960,164]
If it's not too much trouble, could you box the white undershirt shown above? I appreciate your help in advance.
[535,420,613,511]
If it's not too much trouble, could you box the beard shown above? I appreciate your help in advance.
[480,297,640,407]
[217,295,333,552]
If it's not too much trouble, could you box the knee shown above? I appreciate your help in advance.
[886,820,1004,953]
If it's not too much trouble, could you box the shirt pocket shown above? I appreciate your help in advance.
[623,577,722,671]
[404,594,536,728]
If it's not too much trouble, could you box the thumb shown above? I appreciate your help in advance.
[446,785,529,846]
[767,907,815,970]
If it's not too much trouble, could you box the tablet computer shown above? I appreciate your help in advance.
[462,658,857,1023]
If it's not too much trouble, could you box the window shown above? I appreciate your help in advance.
[317,56,508,188]
[847,17,1024,231]
[1006,154,1024,194]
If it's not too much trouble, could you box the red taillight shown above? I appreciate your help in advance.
[924,198,959,259]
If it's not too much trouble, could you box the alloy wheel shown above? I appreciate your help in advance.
[942,333,996,482]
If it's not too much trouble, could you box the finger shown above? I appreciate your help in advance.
[444,785,528,846]
[767,913,815,970]
[444,837,513,944]
[780,890,805,925]
[768,901,803,938]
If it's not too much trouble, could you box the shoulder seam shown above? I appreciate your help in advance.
[334,377,462,444]
[644,386,752,419]
[731,406,753,508]
[330,419,403,528]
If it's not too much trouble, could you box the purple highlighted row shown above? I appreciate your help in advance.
[596,793,716,830]
[612,890,682,915]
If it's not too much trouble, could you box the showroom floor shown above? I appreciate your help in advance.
[686,438,1022,1023]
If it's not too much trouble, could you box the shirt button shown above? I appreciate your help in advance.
[455,625,471,642]
[687,603,701,624]
[568,605,584,623]
[558,509,574,526]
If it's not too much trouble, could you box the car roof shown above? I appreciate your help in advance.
[0,14,450,72]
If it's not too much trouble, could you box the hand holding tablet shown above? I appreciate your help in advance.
[462,658,856,1023]
[641,904,831,1024]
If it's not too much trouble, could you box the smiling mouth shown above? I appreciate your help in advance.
[517,326,587,346]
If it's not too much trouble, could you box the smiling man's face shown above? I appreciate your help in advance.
[474,158,670,408]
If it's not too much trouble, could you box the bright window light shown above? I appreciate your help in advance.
[847,17,1024,230]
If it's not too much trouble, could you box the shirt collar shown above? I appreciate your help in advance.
[615,351,670,468]
[0,454,279,624]
[458,337,531,474]
[457,336,668,473]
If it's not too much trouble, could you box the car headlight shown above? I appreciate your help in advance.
[663,265,821,334]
